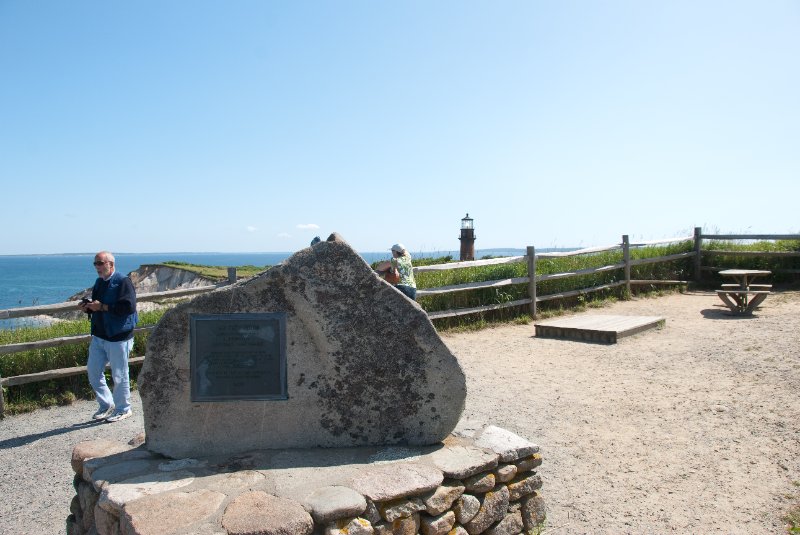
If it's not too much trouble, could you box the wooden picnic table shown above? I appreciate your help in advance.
[716,269,772,315]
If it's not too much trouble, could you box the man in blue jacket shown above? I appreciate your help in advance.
[78,251,138,423]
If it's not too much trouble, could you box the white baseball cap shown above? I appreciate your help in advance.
[391,243,405,253]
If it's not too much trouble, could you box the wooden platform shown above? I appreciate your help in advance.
[534,315,666,344]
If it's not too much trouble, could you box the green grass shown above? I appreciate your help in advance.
[787,507,800,534]
[0,308,168,414]
[702,239,800,286]
[159,261,269,280]
[786,481,800,534]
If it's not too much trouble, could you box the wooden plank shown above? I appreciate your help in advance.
[703,234,800,241]
[536,263,625,282]
[716,289,771,315]
[537,243,621,257]
[705,250,800,258]
[623,235,631,295]
[416,277,529,297]
[535,281,627,302]
[694,227,703,283]
[628,251,695,266]
[137,286,220,300]
[748,292,769,311]
[720,283,772,289]
[716,292,738,311]
[719,269,771,277]
[715,290,770,295]
[0,326,155,357]
[629,235,693,247]
[702,266,800,275]
[0,357,146,387]
[527,245,537,318]
[630,279,689,285]
[534,315,665,344]
[414,256,526,272]
[426,298,532,320]
[0,285,219,320]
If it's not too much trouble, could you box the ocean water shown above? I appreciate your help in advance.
[0,249,526,328]
[0,253,288,312]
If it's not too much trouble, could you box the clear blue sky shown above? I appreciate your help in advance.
[1,1,798,255]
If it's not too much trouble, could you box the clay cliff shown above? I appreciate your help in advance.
[127,264,218,294]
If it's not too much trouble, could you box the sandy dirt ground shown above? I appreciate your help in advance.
[443,289,800,534]
[1,290,798,535]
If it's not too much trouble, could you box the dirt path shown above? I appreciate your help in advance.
[443,289,800,534]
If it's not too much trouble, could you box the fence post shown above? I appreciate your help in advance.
[622,235,631,297]
[527,246,537,318]
[693,227,703,283]
[0,376,5,418]
[227,267,237,285]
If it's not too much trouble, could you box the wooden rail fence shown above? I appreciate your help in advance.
[2,228,798,416]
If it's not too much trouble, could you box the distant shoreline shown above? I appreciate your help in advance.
[0,247,579,258]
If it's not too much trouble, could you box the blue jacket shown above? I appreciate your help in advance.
[90,271,138,341]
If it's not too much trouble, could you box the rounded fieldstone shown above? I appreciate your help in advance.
[463,485,510,535]
[453,494,480,525]
[304,485,367,524]
[521,491,546,529]
[222,491,313,535]
[350,463,443,502]
[120,489,225,535]
[71,439,131,475]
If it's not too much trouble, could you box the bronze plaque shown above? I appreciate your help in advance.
[190,313,287,401]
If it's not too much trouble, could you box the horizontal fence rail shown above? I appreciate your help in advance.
[427,298,532,320]
[0,285,220,320]
[0,326,156,356]
[536,263,625,282]
[416,277,530,297]
[414,255,526,272]
[535,281,627,302]
[702,234,799,240]
[2,357,146,387]
[2,229,799,416]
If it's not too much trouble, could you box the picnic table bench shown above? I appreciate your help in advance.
[720,283,772,290]
[717,269,772,315]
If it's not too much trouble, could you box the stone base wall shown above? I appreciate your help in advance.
[67,426,545,535]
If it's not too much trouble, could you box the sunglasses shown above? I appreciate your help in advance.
[93,261,109,266]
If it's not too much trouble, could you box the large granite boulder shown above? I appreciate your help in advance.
[138,233,466,458]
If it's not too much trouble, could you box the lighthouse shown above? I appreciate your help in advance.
[459,213,476,261]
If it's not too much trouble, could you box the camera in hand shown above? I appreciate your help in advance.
[80,297,92,305]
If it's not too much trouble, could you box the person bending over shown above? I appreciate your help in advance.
[376,243,417,300]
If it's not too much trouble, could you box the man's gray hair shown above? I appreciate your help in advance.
[96,250,115,263]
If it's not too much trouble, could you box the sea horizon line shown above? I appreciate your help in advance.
[0,247,541,258]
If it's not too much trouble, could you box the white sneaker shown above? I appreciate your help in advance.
[105,410,132,423]
[92,406,115,420]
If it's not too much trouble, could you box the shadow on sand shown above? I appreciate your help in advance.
[0,418,105,450]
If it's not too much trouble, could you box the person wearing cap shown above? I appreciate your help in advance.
[376,243,417,300]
